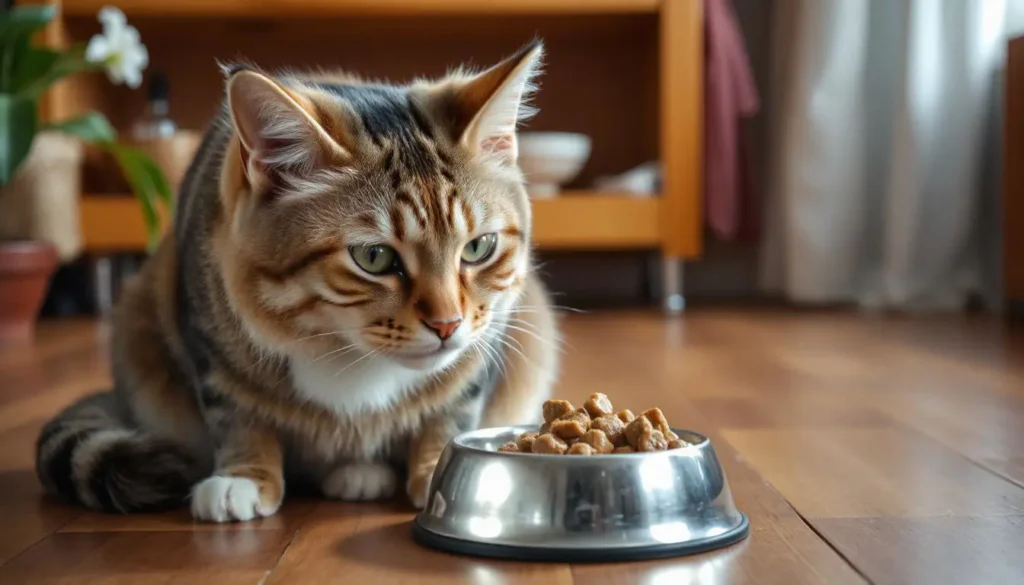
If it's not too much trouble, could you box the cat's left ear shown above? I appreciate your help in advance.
[446,41,544,166]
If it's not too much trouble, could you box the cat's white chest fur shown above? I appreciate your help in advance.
[289,351,429,418]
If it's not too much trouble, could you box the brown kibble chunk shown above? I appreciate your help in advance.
[568,443,597,455]
[574,407,592,424]
[624,416,654,449]
[639,430,669,452]
[583,393,615,418]
[551,409,591,440]
[581,429,615,454]
[498,441,520,453]
[516,432,540,452]
[551,418,588,440]
[506,396,681,455]
[591,416,626,446]
[543,400,575,423]
[668,438,688,450]
[641,408,672,435]
[531,433,568,454]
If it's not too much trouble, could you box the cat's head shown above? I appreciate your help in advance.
[215,42,543,372]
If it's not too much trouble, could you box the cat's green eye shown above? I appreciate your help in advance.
[462,233,498,265]
[350,245,398,274]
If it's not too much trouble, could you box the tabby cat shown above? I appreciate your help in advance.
[35,41,558,522]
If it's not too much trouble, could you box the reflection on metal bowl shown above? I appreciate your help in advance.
[412,425,749,562]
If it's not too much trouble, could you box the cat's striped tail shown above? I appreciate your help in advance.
[35,392,203,513]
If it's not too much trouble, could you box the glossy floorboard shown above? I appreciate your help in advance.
[1,311,1022,584]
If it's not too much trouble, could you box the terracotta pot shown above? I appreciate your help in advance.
[0,240,58,345]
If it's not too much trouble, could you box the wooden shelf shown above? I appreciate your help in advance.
[61,1,702,259]
[531,194,661,250]
[80,192,661,253]
[63,0,657,18]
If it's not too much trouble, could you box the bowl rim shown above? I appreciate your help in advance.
[452,425,710,459]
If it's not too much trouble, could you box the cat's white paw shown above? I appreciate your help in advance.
[191,476,279,523]
[322,462,397,501]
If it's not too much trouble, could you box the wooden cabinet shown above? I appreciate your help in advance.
[44,0,703,280]
[1007,36,1024,315]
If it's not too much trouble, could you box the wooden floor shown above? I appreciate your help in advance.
[1,311,1023,584]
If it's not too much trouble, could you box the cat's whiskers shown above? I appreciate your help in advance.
[475,337,508,378]
[311,343,359,363]
[501,321,568,354]
[492,332,530,368]
[332,346,383,378]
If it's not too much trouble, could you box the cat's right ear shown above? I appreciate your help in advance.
[226,70,350,197]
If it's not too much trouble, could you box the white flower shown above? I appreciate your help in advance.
[85,6,149,89]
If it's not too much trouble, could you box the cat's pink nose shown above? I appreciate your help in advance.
[423,317,462,341]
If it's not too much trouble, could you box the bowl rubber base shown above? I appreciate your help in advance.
[412,514,749,563]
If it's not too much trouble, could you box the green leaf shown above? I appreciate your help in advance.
[106,144,169,251]
[0,4,57,32]
[0,94,38,185]
[13,47,96,98]
[0,4,58,93]
[45,111,117,143]
[12,47,58,90]
[136,153,174,209]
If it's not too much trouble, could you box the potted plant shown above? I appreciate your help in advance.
[0,4,169,344]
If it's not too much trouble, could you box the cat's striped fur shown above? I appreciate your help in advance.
[36,41,559,520]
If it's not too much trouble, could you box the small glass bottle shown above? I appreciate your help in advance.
[131,71,176,141]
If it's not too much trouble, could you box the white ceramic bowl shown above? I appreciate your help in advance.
[517,132,592,197]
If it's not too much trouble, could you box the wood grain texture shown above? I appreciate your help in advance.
[813,517,1024,585]
[265,505,575,585]
[59,7,699,258]
[1,312,1023,584]
[62,0,659,17]
[722,427,1024,518]
[81,193,664,253]
[659,0,703,258]
[1006,36,1024,302]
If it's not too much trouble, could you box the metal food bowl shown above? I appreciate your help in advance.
[412,425,749,562]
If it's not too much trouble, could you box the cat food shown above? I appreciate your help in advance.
[516,431,540,452]
[498,393,690,455]
[531,433,569,454]
[584,394,615,418]
[581,429,615,454]
[568,443,597,455]
[550,409,590,440]
[590,415,626,446]
[543,400,575,423]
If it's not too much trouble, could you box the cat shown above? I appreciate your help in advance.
[35,41,559,522]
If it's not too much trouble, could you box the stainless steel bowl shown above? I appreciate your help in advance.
[412,426,749,562]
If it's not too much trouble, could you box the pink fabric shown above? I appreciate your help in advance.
[704,0,760,241]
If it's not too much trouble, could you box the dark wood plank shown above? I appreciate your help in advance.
[264,504,575,585]
[3,312,1024,584]
[722,427,1024,518]
[814,516,1024,585]
[0,530,293,585]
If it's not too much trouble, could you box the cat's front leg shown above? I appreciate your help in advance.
[321,461,398,501]
[407,407,477,509]
[191,426,284,523]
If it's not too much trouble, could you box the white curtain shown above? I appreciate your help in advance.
[761,0,1014,310]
